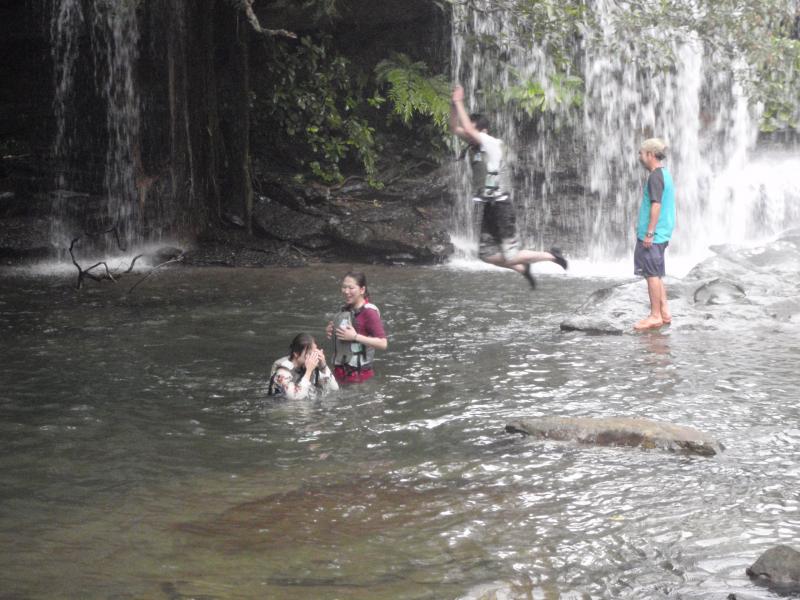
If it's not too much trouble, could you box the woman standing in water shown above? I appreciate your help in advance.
[326,272,387,384]
[268,333,338,400]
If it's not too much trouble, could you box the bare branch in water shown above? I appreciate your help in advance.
[127,254,185,294]
[68,225,144,289]
[84,261,115,281]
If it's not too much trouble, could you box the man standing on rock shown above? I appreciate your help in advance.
[633,138,676,331]
[449,85,567,288]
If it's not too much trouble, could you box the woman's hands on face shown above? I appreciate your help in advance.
[303,348,322,371]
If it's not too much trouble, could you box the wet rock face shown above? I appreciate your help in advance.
[252,197,330,249]
[506,416,723,456]
[561,231,800,334]
[0,216,53,263]
[250,171,454,265]
[746,545,800,593]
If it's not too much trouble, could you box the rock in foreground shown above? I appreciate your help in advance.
[746,545,800,594]
[506,416,723,456]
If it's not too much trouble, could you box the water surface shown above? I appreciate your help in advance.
[1,265,798,599]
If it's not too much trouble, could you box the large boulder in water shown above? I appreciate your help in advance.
[746,545,800,593]
[505,416,723,456]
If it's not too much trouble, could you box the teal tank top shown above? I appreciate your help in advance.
[637,167,675,243]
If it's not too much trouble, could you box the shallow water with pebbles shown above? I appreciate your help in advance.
[1,264,798,599]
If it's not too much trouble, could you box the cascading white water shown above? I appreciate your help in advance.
[50,0,84,251]
[581,0,714,260]
[90,0,141,248]
[449,1,567,263]
[451,0,800,269]
[581,0,767,261]
[50,0,142,251]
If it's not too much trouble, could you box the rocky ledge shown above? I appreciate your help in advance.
[0,165,456,268]
[560,230,800,334]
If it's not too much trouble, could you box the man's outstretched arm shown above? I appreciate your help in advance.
[450,85,482,145]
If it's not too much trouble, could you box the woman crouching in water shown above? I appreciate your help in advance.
[268,333,338,400]
[326,272,387,384]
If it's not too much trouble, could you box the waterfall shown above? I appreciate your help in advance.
[50,0,85,252]
[50,0,142,252]
[451,0,799,268]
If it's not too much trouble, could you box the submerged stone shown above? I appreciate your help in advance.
[505,416,723,456]
[143,246,184,265]
[560,315,623,335]
[746,545,800,593]
[693,278,747,305]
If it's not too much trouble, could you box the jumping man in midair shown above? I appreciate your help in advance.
[449,85,567,288]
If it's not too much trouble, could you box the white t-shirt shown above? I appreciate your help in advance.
[476,132,509,196]
[477,132,503,174]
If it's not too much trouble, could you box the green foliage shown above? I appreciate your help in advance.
[446,0,587,74]
[750,35,800,131]
[447,0,588,122]
[503,72,583,116]
[736,22,800,132]
[451,0,799,131]
[605,0,800,131]
[374,53,451,132]
[252,34,379,185]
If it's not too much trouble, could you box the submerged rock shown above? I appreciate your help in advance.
[143,246,184,265]
[693,278,747,305]
[746,544,800,593]
[559,315,624,335]
[505,416,723,456]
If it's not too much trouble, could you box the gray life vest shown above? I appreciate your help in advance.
[267,356,320,396]
[469,146,501,200]
[331,304,379,370]
[267,357,296,396]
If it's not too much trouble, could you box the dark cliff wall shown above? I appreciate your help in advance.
[0,0,452,263]
[0,2,52,190]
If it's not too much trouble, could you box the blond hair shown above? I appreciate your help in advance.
[640,138,668,160]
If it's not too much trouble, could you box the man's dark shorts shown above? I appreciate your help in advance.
[474,198,521,260]
[634,239,668,277]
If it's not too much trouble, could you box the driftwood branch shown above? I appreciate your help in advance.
[127,254,184,294]
[68,225,144,289]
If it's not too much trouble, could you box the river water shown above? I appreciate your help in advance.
[1,264,799,599]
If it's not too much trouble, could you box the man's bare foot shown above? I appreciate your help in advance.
[661,312,672,324]
[634,315,664,331]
